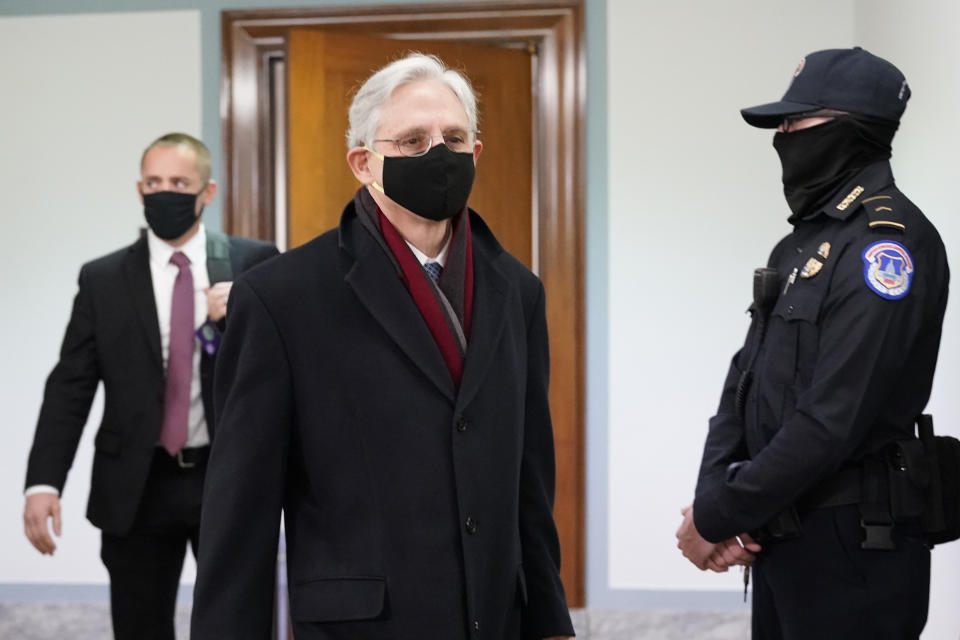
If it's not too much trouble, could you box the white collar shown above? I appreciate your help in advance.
[405,232,451,267]
[147,223,207,268]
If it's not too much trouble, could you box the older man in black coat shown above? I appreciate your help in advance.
[190,55,574,640]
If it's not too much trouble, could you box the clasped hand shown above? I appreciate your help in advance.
[675,504,761,572]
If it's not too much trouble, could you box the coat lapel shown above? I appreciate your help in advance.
[124,237,163,368]
[343,230,457,403]
[455,246,508,414]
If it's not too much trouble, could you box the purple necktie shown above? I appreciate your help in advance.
[159,251,194,455]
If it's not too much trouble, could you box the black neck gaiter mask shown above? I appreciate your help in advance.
[773,116,897,220]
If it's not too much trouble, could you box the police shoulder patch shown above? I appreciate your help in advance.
[862,240,914,300]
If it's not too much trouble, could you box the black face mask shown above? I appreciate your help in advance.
[773,116,895,220]
[374,144,475,221]
[143,190,204,240]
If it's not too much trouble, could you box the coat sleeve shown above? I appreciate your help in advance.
[518,282,575,639]
[191,276,293,640]
[695,347,750,494]
[695,240,788,506]
[694,234,943,542]
[25,265,101,493]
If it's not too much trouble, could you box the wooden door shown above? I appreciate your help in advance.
[288,30,533,268]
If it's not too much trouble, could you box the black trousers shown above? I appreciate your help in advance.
[100,447,207,640]
[752,504,930,640]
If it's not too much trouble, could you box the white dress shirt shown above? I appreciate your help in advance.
[405,233,451,267]
[26,225,213,498]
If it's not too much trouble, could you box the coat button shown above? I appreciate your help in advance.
[465,516,478,534]
[473,620,480,632]
[787,305,794,314]
[456,417,469,432]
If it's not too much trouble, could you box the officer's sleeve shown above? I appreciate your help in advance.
[695,346,751,491]
[694,234,936,542]
[696,240,790,492]
[191,276,292,639]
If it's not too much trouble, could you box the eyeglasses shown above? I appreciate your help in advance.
[370,131,477,157]
[781,109,847,132]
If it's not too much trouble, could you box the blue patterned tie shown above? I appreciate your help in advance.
[423,261,443,284]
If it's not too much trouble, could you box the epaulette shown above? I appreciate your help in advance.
[862,193,906,233]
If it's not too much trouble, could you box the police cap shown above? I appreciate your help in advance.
[741,47,910,128]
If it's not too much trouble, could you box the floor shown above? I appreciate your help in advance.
[0,604,750,639]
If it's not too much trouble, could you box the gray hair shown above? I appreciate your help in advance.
[346,53,478,149]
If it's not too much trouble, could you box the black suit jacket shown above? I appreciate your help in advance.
[25,231,278,535]
[191,203,574,640]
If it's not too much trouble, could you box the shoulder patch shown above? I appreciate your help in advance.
[862,240,914,300]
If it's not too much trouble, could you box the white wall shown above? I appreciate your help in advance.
[0,10,202,584]
[606,0,959,636]
[606,0,855,590]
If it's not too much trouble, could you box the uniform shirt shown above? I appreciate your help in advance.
[26,225,213,498]
[694,161,950,542]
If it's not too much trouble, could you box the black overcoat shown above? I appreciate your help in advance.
[191,203,573,640]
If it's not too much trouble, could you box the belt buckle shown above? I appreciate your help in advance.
[860,519,896,550]
[176,450,196,469]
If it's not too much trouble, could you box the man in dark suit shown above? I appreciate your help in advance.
[191,55,575,640]
[23,132,278,640]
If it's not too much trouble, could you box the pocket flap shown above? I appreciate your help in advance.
[290,576,386,622]
[772,284,822,323]
[94,429,122,455]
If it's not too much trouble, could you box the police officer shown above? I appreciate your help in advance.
[675,47,949,639]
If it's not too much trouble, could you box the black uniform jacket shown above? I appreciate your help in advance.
[190,202,574,640]
[694,161,949,542]
[25,231,278,535]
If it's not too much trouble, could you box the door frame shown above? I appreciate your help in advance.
[220,0,586,606]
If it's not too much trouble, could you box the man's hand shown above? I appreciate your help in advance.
[677,504,762,573]
[24,493,62,555]
[707,532,762,571]
[676,504,719,570]
[205,281,233,322]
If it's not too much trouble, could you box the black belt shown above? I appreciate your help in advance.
[800,468,861,510]
[155,446,210,469]
[799,465,926,548]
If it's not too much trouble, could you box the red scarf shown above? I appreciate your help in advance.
[377,208,474,386]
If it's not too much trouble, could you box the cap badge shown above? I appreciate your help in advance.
[794,58,806,77]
